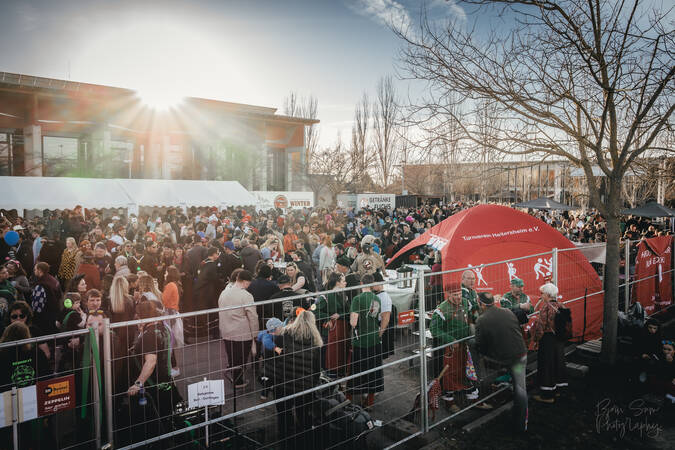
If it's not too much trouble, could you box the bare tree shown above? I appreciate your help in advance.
[350,93,375,192]
[372,76,401,186]
[309,134,352,201]
[395,1,674,363]
[283,91,320,190]
[282,92,299,117]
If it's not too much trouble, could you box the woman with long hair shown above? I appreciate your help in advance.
[260,238,283,263]
[5,260,30,301]
[138,273,163,308]
[315,271,350,377]
[162,266,183,313]
[273,309,322,448]
[284,262,307,292]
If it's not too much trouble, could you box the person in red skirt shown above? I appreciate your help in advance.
[315,271,350,377]
[430,282,472,413]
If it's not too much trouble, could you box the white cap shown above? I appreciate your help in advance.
[13,225,24,231]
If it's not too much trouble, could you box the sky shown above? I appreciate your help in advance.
[0,0,468,147]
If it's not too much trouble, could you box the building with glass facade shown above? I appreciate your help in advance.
[0,72,317,191]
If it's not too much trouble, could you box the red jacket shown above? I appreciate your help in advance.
[77,262,102,290]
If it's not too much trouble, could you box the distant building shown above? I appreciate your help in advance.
[403,158,673,207]
[0,71,318,191]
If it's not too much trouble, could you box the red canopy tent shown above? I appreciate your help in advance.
[388,205,604,341]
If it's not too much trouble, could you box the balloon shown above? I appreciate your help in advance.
[3,231,19,246]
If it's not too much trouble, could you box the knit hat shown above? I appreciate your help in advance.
[266,318,283,332]
[510,277,524,287]
[223,241,235,251]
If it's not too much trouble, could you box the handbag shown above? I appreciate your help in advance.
[465,347,478,382]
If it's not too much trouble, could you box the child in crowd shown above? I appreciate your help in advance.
[257,317,284,400]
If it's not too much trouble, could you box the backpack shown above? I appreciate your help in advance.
[554,305,573,340]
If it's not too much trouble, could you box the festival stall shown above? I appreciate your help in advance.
[388,204,604,341]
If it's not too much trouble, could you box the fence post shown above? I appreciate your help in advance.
[92,332,102,449]
[417,270,429,433]
[551,248,558,286]
[102,319,114,448]
[12,386,18,450]
[624,239,631,311]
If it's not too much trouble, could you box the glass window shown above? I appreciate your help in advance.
[42,136,79,177]
[0,133,9,176]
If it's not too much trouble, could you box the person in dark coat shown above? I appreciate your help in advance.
[273,310,322,449]
[37,236,64,278]
[30,261,62,338]
[248,264,280,330]
[192,247,223,338]
[475,292,528,431]
[192,247,222,310]
[218,241,242,283]
[239,238,262,273]
[184,235,207,281]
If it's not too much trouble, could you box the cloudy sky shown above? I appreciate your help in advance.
[1,0,468,146]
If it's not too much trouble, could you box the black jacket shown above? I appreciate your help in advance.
[193,259,222,310]
[273,334,321,395]
[475,306,527,366]
[240,246,262,273]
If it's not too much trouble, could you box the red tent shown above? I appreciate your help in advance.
[388,204,603,341]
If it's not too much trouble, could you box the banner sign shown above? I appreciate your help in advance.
[0,385,38,428]
[633,236,673,314]
[187,379,225,409]
[337,194,395,211]
[37,374,76,416]
[252,191,314,211]
[397,310,415,326]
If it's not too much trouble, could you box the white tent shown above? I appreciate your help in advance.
[0,176,134,210]
[0,176,257,213]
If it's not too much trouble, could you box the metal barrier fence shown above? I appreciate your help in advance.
[1,241,672,449]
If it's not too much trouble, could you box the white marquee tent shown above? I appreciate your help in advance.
[0,176,257,214]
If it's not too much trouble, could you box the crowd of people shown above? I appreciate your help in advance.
[0,200,672,447]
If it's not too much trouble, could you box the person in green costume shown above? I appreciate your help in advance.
[500,278,533,314]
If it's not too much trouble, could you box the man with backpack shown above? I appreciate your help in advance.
[532,282,570,403]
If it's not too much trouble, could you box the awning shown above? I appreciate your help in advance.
[0,176,134,210]
[621,201,675,218]
[514,197,575,210]
[0,176,257,212]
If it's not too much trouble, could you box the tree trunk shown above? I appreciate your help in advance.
[600,182,622,365]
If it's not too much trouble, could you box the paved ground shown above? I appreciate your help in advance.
[163,311,674,449]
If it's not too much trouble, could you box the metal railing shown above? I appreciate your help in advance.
[1,240,672,449]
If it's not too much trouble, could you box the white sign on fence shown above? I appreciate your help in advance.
[187,379,225,409]
[337,193,395,211]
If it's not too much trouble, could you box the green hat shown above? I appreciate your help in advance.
[510,277,524,287]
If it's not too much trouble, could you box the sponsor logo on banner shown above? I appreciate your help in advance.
[533,257,552,280]
[37,374,76,416]
[506,262,517,281]
[274,195,289,209]
[468,264,489,287]
[397,310,415,326]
